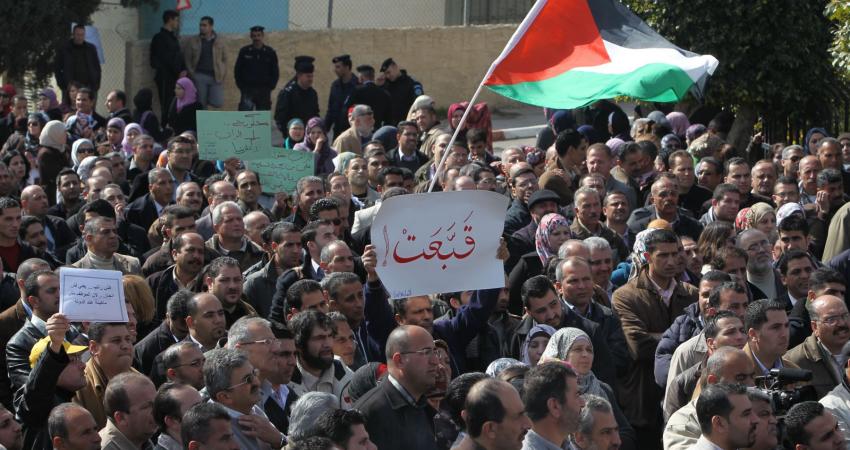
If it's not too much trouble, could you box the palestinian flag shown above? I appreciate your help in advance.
[483,0,719,109]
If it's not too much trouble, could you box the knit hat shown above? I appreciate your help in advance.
[39,120,67,150]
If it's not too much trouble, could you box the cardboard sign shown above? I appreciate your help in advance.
[371,190,509,299]
[196,110,273,161]
[247,149,315,194]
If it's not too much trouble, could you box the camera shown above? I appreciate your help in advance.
[754,368,816,416]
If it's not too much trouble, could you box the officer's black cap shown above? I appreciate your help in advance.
[380,58,395,72]
[332,54,351,65]
[250,25,264,32]
[294,55,315,74]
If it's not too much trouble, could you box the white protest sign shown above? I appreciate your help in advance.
[59,268,128,322]
[371,190,509,299]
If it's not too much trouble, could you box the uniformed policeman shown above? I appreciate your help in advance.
[345,65,392,129]
[380,58,424,125]
[325,54,359,139]
[274,56,320,138]
[234,26,280,111]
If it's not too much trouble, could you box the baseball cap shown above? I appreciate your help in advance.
[29,336,88,368]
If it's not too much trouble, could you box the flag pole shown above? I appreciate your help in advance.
[426,80,488,193]
[427,0,545,193]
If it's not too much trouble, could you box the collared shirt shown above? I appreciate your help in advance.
[574,218,601,237]
[156,433,183,450]
[564,297,594,319]
[788,292,801,308]
[650,277,676,307]
[521,429,569,450]
[268,383,290,410]
[153,198,167,216]
[296,359,336,394]
[213,235,249,256]
[215,400,277,450]
[311,258,323,279]
[799,181,817,205]
[387,374,418,406]
[752,349,783,376]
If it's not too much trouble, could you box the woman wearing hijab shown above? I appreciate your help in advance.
[540,328,637,450]
[38,89,63,121]
[284,118,305,149]
[132,88,166,142]
[520,324,556,367]
[121,123,143,157]
[508,213,571,312]
[164,77,203,136]
[804,127,829,155]
[448,101,493,151]
[70,139,96,172]
[666,111,690,141]
[293,117,337,176]
[736,202,778,243]
[24,113,47,154]
[608,110,632,142]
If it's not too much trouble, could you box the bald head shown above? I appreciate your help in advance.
[809,295,850,352]
[558,239,590,260]
[704,347,754,387]
[385,324,425,362]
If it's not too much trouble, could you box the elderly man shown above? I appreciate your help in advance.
[196,180,237,240]
[205,201,264,272]
[99,372,158,449]
[798,155,822,206]
[627,175,703,241]
[204,348,286,450]
[571,395,623,450]
[286,176,326,229]
[226,317,279,410]
[737,229,786,304]
[785,295,850,398]
[354,325,439,450]
[70,216,140,274]
[175,181,203,214]
[333,105,375,155]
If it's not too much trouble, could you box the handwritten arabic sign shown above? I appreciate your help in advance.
[247,149,315,194]
[58,268,128,322]
[371,190,509,299]
[196,111,274,161]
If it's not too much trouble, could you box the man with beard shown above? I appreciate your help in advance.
[521,362,586,450]
[692,384,758,450]
[627,175,703,242]
[387,120,428,173]
[47,169,83,219]
[572,395,623,450]
[288,310,354,403]
[700,184,742,226]
[204,349,286,450]
[746,389,779,450]
[354,325,439,450]
[287,176,326,229]
[785,295,850,398]
[738,230,787,305]
[147,232,205,320]
[204,257,256,327]
[184,293,227,353]
[175,181,203,215]
[333,105,375,156]
[73,323,136,428]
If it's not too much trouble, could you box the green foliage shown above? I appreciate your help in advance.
[0,0,101,84]
[827,1,850,74]
[621,0,838,122]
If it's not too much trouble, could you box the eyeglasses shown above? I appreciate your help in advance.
[239,338,275,347]
[400,347,438,358]
[173,357,205,369]
[820,312,850,326]
[225,368,260,390]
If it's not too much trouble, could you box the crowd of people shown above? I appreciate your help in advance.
[3,8,850,450]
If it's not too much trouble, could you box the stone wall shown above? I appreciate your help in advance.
[125,24,519,124]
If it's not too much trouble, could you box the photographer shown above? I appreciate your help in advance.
[664,347,756,450]
[785,401,844,450]
[785,295,849,398]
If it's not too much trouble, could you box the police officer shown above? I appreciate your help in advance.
[380,58,423,125]
[325,54,358,139]
[274,55,320,138]
[234,25,280,111]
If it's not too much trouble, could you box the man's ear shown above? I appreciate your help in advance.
[394,314,404,326]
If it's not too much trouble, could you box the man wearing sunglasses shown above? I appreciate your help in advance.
[204,348,286,450]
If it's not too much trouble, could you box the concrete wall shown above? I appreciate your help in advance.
[125,24,519,126]
[288,0,446,29]
[90,3,139,110]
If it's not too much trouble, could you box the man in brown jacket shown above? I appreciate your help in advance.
[784,295,847,398]
[612,228,697,450]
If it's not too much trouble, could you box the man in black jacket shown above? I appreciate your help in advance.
[54,24,101,105]
[346,65,392,128]
[234,26,279,111]
[150,10,186,119]
[627,175,703,242]
[134,289,191,377]
[15,322,87,450]
[274,56,319,137]
[380,58,423,125]
[20,185,76,261]
[354,325,438,450]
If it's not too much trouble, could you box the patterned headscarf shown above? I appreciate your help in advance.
[535,213,570,264]
[485,358,525,377]
[735,207,752,232]
[520,324,556,366]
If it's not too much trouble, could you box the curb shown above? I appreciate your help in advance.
[492,124,546,141]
